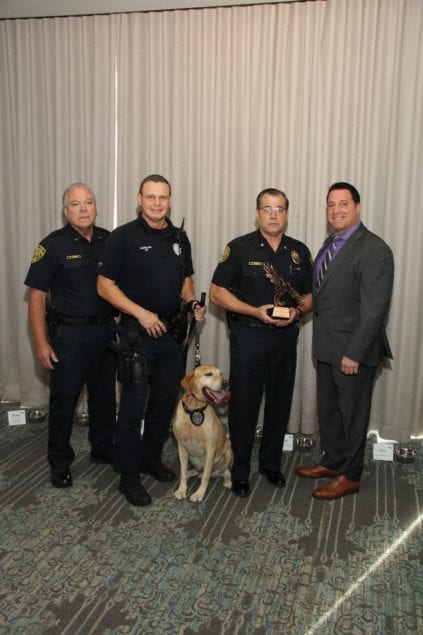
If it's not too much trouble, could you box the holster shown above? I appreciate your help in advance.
[165,307,189,344]
[108,330,151,384]
[46,305,60,329]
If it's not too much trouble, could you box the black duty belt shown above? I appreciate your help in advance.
[120,312,187,344]
[230,316,271,329]
[120,314,146,332]
[120,314,173,330]
[232,318,293,329]
[58,316,114,326]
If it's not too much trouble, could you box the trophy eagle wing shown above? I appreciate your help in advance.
[263,262,305,306]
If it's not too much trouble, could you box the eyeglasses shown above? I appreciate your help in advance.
[69,199,95,208]
[258,206,287,214]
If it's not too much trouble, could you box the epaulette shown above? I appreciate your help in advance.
[48,226,68,239]
[229,230,259,247]
[93,226,111,238]
[283,234,308,251]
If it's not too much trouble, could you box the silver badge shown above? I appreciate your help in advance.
[291,250,300,265]
[191,410,205,426]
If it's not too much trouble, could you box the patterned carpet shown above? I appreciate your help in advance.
[0,404,422,635]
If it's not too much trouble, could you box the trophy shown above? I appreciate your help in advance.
[263,262,304,319]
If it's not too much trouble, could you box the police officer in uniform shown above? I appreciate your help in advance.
[24,183,117,488]
[97,174,206,507]
[210,188,313,497]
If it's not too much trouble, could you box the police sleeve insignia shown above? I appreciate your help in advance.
[31,245,46,263]
[219,245,231,263]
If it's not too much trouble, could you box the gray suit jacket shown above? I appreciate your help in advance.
[312,223,394,367]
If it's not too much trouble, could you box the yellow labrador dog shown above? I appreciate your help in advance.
[173,365,233,502]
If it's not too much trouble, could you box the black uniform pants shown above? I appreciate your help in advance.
[228,324,298,481]
[113,332,184,474]
[316,361,377,481]
[48,322,116,469]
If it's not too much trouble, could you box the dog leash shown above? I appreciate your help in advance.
[194,292,206,367]
[184,292,206,369]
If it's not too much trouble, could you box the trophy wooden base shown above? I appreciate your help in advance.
[268,306,290,320]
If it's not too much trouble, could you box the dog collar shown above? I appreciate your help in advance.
[182,401,208,426]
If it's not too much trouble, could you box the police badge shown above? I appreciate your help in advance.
[291,250,300,265]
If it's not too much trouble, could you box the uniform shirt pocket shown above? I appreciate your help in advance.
[64,257,85,269]
[62,256,94,287]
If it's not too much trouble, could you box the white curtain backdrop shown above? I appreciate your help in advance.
[0,15,118,406]
[1,0,422,441]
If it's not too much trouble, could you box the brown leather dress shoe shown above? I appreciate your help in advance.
[295,464,338,479]
[312,475,360,500]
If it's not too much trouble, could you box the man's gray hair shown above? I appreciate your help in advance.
[62,183,96,208]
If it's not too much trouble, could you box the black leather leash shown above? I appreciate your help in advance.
[184,291,206,369]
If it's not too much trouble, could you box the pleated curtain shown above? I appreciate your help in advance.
[0,0,422,441]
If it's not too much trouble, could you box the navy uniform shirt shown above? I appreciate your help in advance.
[212,229,313,321]
[98,215,194,319]
[24,223,114,319]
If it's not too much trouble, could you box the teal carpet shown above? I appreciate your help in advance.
[0,407,422,634]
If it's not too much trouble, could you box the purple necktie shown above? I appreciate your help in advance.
[317,236,339,288]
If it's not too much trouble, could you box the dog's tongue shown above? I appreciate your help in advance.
[203,387,231,403]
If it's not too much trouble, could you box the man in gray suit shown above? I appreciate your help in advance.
[296,182,394,499]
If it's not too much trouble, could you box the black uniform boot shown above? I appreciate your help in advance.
[119,472,152,506]
[51,467,73,488]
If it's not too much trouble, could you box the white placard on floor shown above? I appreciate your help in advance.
[283,434,294,452]
[373,442,394,461]
[8,410,27,426]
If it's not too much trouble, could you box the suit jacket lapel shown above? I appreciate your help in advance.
[314,224,367,292]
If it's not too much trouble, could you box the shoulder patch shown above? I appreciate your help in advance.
[219,245,231,263]
[31,245,46,263]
